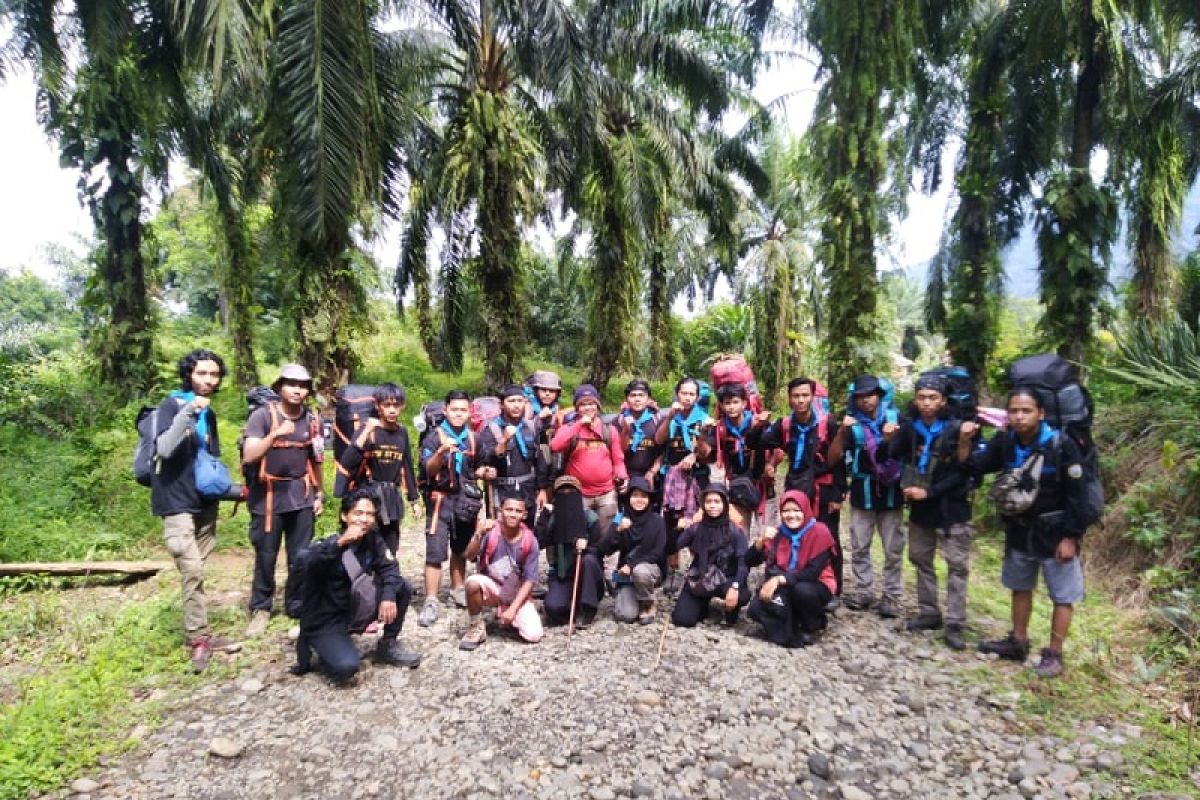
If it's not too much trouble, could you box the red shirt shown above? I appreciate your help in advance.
[550,419,627,496]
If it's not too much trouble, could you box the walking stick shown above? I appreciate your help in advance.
[566,549,584,642]
[483,478,495,519]
[652,595,671,670]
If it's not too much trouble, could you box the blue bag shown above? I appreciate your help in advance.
[195,448,233,498]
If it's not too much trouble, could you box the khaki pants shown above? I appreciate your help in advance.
[162,507,219,640]
[907,521,973,626]
[849,507,904,602]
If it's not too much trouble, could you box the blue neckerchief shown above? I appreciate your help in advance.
[912,417,947,474]
[171,390,211,449]
[527,388,557,418]
[505,419,530,460]
[852,405,887,439]
[723,410,753,469]
[624,407,655,453]
[670,406,708,452]
[781,519,816,571]
[789,412,816,470]
[1008,422,1056,468]
[439,420,470,475]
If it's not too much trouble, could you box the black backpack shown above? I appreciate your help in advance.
[238,387,281,484]
[333,384,378,461]
[1008,354,1103,527]
[133,405,160,486]
[919,366,978,421]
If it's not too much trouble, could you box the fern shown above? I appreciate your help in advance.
[1102,314,1200,401]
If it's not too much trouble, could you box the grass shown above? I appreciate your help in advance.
[0,586,249,800]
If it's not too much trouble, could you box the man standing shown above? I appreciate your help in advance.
[152,349,239,671]
[550,384,628,539]
[336,382,422,554]
[418,390,484,626]
[888,374,976,649]
[828,375,903,617]
[759,377,845,597]
[242,364,325,637]
[478,384,548,529]
[618,379,663,496]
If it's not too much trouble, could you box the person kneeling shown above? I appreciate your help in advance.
[291,490,421,685]
[460,493,544,650]
[746,491,837,647]
[600,476,666,624]
[671,484,750,627]
[538,476,606,628]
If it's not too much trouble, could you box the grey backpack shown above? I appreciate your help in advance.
[340,549,377,633]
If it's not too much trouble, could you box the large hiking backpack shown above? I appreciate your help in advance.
[333,384,377,461]
[709,354,765,414]
[239,387,280,484]
[413,401,446,435]
[133,404,161,486]
[919,366,978,421]
[1008,354,1104,527]
[813,381,831,419]
[470,396,503,433]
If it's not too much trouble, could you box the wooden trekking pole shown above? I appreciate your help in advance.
[566,549,584,642]
[652,598,672,670]
[483,478,495,519]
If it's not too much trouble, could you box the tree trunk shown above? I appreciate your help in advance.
[475,146,524,392]
[646,228,673,380]
[217,203,259,391]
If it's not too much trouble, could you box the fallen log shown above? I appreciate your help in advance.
[0,561,171,579]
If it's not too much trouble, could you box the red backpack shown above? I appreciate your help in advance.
[470,396,503,433]
[480,524,537,571]
[709,354,765,414]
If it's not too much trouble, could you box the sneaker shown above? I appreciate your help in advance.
[417,599,439,628]
[459,619,487,651]
[788,631,817,648]
[208,635,242,653]
[824,596,841,613]
[978,631,1030,662]
[575,607,597,629]
[450,586,468,608]
[373,639,422,668]
[188,636,213,673]
[905,614,944,632]
[944,624,966,651]
[244,609,270,638]
[637,601,656,626]
[1033,647,1064,678]
[876,598,900,619]
[843,594,873,612]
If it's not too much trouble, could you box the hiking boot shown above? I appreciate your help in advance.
[244,609,270,639]
[876,598,900,619]
[637,601,656,626]
[978,631,1030,662]
[373,639,422,669]
[417,599,439,628]
[1033,647,1064,679]
[905,614,944,632]
[188,636,213,673]
[843,594,873,612]
[575,606,597,629]
[459,619,487,651]
[789,631,817,648]
[450,586,468,608]
[944,624,966,651]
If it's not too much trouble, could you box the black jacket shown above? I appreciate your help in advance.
[598,509,667,569]
[294,531,401,635]
[151,396,220,517]
[887,417,975,526]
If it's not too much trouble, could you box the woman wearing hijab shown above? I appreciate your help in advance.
[537,475,606,627]
[671,484,750,627]
[746,490,838,647]
[600,476,666,624]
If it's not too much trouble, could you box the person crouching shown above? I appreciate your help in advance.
[671,483,750,627]
[291,489,421,685]
[746,490,838,647]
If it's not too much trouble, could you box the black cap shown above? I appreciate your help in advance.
[625,379,651,396]
[850,375,883,397]
[626,475,653,495]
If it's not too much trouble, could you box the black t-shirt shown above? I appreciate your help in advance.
[151,396,220,517]
[245,404,320,515]
[759,411,840,502]
[887,417,972,526]
[713,412,768,481]
[478,418,548,488]
[420,422,479,493]
[339,423,418,500]
[618,408,663,477]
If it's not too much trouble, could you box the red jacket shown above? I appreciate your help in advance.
[550,418,627,497]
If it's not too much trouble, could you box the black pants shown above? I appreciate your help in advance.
[671,582,750,627]
[249,509,315,616]
[818,504,843,596]
[747,580,832,646]
[544,553,603,623]
[296,578,412,684]
[379,520,400,556]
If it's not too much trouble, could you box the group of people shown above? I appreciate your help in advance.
[149,351,1092,685]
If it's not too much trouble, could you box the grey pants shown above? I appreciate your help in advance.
[849,507,904,602]
[907,521,972,626]
[613,563,662,621]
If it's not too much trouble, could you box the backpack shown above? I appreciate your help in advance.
[987,449,1046,516]
[481,523,536,570]
[248,400,322,529]
[413,401,446,435]
[238,387,281,484]
[919,366,978,421]
[696,380,712,415]
[709,354,765,414]
[333,384,377,461]
[1009,354,1103,528]
[813,382,831,419]
[134,405,161,487]
[340,548,378,634]
[470,396,503,433]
